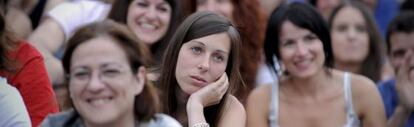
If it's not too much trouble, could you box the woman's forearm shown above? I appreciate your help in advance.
[187,96,207,126]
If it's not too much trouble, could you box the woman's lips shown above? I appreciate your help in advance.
[190,75,207,87]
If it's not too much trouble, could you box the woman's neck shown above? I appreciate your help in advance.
[334,61,361,74]
[83,113,136,127]
[282,68,334,99]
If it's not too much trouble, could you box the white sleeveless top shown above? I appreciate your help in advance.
[269,72,361,127]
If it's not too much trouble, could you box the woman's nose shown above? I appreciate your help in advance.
[198,56,210,72]
[86,73,105,92]
[296,42,309,56]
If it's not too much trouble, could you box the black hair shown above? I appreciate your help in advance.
[264,2,333,74]
[386,11,414,54]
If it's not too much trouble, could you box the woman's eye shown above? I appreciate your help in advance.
[282,40,294,47]
[136,2,149,7]
[356,25,367,33]
[213,55,225,62]
[72,71,89,79]
[191,47,202,55]
[336,24,347,32]
[157,5,170,12]
[103,69,121,77]
[304,34,317,42]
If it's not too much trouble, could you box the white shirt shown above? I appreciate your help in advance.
[0,77,31,127]
[47,0,111,39]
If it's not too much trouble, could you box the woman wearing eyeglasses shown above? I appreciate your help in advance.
[40,20,181,127]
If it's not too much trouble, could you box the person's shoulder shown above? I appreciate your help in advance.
[40,110,79,127]
[217,95,246,126]
[332,70,379,98]
[48,0,109,19]
[71,0,111,12]
[345,71,378,95]
[342,71,385,114]
[17,41,41,55]
[147,113,182,127]
[54,0,109,9]
[0,77,31,127]
[247,84,272,107]
[0,77,19,97]
[11,41,43,62]
[249,84,272,97]
[226,95,245,113]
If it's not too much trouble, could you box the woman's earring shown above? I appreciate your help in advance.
[279,63,286,76]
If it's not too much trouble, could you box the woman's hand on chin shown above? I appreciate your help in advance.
[188,73,229,108]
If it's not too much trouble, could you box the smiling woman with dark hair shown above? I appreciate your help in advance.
[247,3,386,127]
[108,0,182,64]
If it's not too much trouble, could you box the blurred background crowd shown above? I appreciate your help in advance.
[0,0,413,126]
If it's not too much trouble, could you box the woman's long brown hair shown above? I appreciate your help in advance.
[158,12,243,126]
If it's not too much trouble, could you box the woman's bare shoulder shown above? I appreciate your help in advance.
[226,95,245,111]
[246,84,273,116]
[331,69,377,94]
[247,84,272,105]
[219,95,246,127]
[348,72,378,95]
[346,72,383,115]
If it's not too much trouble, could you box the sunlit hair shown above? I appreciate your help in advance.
[61,20,159,124]
[158,12,243,126]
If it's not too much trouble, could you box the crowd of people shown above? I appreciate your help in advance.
[0,0,413,127]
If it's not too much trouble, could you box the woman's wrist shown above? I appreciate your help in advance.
[192,122,210,127]
[187,95,204,112]
[187,95,206,126]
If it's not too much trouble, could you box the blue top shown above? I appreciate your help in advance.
[378,79,414,127]
[374,0,399,36]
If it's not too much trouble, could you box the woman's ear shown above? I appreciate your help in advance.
[134,66,146,95]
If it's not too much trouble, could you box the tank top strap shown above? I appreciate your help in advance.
[343,72,361,127]
[269,80,279,127]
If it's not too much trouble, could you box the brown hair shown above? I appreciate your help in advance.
[328,1,385,82]
[61,20,159,123]
[158,12,243,126]
[0,0,17,73]
[183,0,266,99]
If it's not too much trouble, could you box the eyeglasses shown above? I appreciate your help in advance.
[69,68,132,85]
